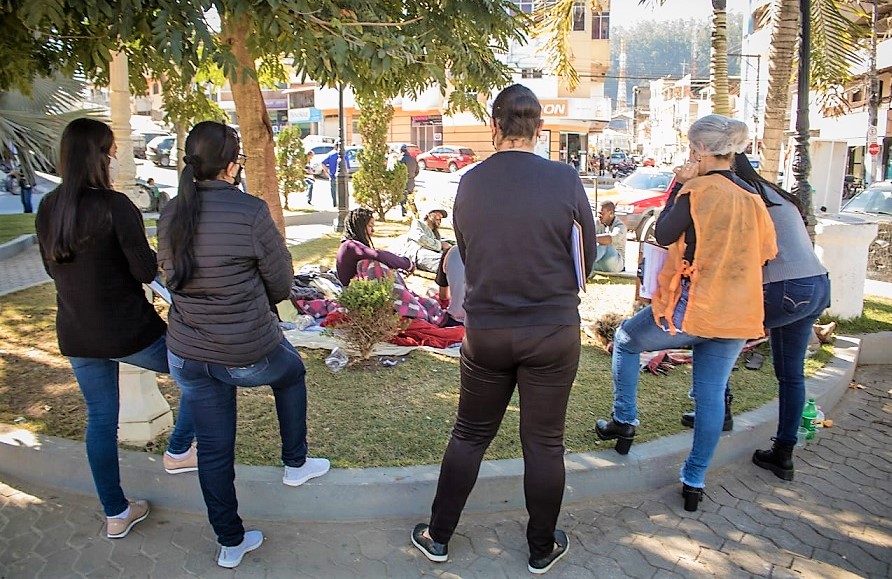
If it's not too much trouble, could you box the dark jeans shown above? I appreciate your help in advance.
[167,337,309,546]
[330,177,337,206]
[429,324,580,559]
[764,273,831,444]
[68,335,195,516]
[20,186,33,213]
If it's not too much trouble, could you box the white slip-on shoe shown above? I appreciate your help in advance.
[217,530,264,569]
[282,457,330,487]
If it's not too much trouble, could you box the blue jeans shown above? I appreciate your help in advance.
[68,334,195,516]
[593,244,624,273]
[168,337,309,547]
[611,304,744,488]
[764,274,831,445]
[330,176,337,206]
[20,186,33,213]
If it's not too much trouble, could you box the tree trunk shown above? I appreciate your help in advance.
[761,0,799,184]
[710,1,730,116]
[220,17,286,235]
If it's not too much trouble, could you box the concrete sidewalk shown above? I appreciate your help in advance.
[2,364,889,577]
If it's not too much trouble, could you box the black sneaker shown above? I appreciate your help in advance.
[528,530,569,574]
[411,523,448,562]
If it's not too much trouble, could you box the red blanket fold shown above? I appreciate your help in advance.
[390,319,464,348]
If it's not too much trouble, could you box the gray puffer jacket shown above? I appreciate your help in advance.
[157,181,293,366]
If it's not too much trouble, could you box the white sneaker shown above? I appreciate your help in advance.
[217,530,264,568]
[282,457,330,487]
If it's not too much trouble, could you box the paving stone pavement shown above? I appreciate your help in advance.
[0,244,50,297]
[1,365,889,578]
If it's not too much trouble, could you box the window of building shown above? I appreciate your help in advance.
[573,2,585,31]
[514,0,535,14]
[521,68,543,79]
[591,11,609,40]
[288,91,314,109]
[152,82,160,95]
[852,88,864,102]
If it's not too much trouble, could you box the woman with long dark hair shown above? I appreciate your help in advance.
[336,206,413,286]
[594,115,777,512]
[157,121,329,569]
[35,118,195,540]
[732,153,830,480]
[411,84,597,575]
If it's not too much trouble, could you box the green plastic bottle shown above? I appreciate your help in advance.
[802,398,818,440]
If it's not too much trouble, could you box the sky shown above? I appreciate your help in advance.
[610,0,751,25]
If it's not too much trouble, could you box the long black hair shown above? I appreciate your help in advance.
[166,121,240,289]
[732,153,805,217]
[44,118,115,263]
[343,207,374,248]
[491,84,542,145]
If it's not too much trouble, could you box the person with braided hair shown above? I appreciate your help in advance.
[157,121,329,569]
[335,207,414,286]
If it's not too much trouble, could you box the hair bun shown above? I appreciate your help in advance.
[183,154,198,166]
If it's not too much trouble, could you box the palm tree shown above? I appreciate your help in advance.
[0,76,92,184]
[759,0,866,183]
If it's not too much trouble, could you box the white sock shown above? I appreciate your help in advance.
[110,505,131,519]
[166,448,191,460]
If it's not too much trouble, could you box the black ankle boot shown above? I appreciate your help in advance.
[595,418,636,455]
[681,393,734,431]
[752,439,795,481]
[682,484,703,512]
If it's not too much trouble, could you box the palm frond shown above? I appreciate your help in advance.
[533,1,608,92]
[811,0,870,115]
[0,76,98,183]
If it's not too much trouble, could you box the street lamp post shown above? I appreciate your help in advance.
[793,0,813,231]
[335,82,349,232]
[866,0,880,185]
[729,53,761,156]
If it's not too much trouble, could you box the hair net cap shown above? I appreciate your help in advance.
[688,114,750,156]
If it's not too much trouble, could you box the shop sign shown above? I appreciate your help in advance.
[264,98,288,109]
[288,107,322,123]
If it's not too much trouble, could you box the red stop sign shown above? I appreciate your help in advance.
[868,142,881,155]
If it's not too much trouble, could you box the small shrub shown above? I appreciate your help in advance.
[331,276,402,360]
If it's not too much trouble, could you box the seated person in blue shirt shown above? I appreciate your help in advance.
[591,200,626,273]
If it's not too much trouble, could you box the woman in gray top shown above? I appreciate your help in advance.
[157,121,329,569]
[733,153,830,481]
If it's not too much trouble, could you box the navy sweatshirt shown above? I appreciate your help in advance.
[453,150,597,329]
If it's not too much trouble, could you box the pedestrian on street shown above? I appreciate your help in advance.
[304,151,316,205]
[398,144,419,216]
[157,121,330,569]
[411,84,596,575]
[594,115,777,513]
[35,118,196,541]
[322,146,349,207]
[599,152,606,176]
[19,173,33,213]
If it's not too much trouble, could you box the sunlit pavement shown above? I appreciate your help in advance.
[1,365,889,577]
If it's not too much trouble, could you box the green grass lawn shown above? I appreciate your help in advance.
[5,219,878,468]
[0,214,35,244]
[0,214,157,244]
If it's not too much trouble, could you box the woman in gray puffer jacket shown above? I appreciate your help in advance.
[157,121,329,569]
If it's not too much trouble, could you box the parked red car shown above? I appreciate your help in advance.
[589,168,675,242]
[417,145,477,172]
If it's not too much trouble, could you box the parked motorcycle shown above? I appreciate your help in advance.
[611,161,636,180]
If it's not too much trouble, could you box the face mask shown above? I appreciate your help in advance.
[108,155,120,184]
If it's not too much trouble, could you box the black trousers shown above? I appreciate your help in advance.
[428,324,580,558]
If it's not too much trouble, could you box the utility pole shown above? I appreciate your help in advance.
[793,0,814,234]
[730,53,762,156]
[866,0,881,185]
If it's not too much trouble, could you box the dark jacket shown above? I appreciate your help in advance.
[157,181,293,366]
[454,150,597,329]
[400,152,419,192]
[36,187,166,358]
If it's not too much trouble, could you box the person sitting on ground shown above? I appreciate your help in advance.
[442,245,465,327]
[336,207,414,286]
[591,200,626,273]
[401,202,452,300]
